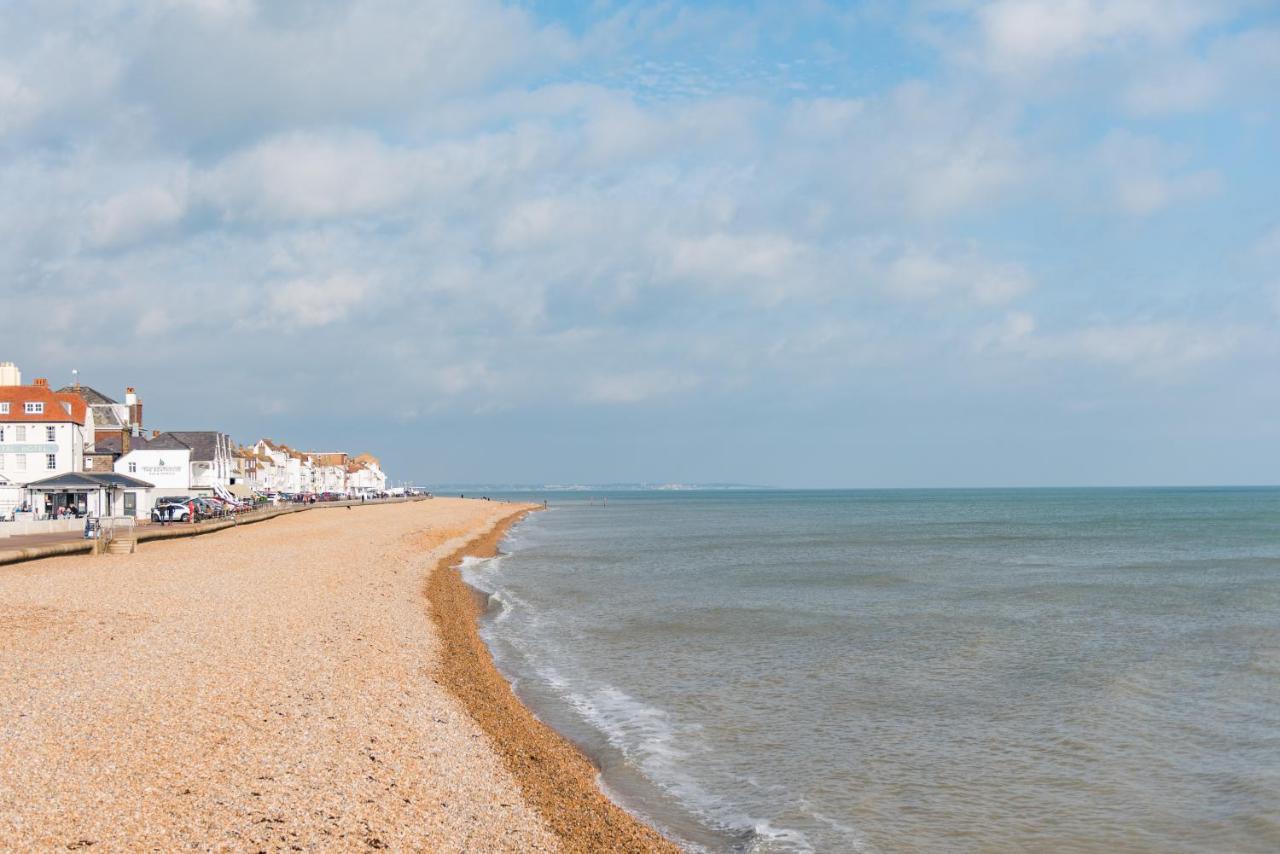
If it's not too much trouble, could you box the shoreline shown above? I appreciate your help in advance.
[426,507,681,853]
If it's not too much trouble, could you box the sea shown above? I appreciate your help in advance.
[457,488,1280,853]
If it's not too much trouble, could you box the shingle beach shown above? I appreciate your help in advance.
[0,499,676,851]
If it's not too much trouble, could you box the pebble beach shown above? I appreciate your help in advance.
[0,499,673,851]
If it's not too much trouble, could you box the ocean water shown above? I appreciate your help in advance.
[460,489,1280,852]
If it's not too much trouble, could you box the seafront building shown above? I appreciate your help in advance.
[0,372,153,519]
[245,439,386,497]
[0,362,394,521]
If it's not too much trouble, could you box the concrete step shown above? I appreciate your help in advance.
[105,538,136,555]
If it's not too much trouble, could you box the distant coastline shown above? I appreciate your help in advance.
[428,482,776,492]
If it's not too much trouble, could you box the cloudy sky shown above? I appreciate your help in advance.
[3,1,1278,486]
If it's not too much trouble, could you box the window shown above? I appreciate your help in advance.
[0,427,5,442]
[16,454,26,471]
[128,461,137,473]
[46,426,56,442]
[84,457,92,470]
[24,402,44,414]
[0,402,8,413]
[46,454,56,470]
[15,426,25,442]
[0,454,5,470]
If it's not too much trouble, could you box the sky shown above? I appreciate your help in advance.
[2,0,1278,487]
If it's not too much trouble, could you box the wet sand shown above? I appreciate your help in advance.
[0,498,673,851]
[428,511,680,854]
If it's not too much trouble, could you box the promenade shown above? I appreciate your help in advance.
[0,531,84,550]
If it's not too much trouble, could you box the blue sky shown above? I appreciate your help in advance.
[2,0,1278,486]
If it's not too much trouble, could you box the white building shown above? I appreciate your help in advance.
[348,453,388,495]
[251,439,295,493]
[309,453,349,495]
[137,431,234,496]
[249,440,389,496]
[0,377,101,517]
[114,446,193,517]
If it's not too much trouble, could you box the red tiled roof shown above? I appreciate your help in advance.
[0,385,87,425]
[309,452,348,467]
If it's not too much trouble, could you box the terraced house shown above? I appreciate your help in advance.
[2,362,396,520]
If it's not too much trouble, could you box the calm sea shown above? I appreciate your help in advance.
[460,489,1280,852]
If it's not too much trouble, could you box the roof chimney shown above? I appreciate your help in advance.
[0,362,20,386]
[151,429,161,438]
[125,387,142,431]
[33,377,48,388]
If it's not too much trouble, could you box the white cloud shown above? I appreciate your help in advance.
[88,175,189,248]
[134,306,174,338]
[267,273,371,328]
[199,131,417,221]
[981,314,1244,379]
[121,1,575,144]
[777,82,1030,219]
[853,240,1033,306]
[1121,60,1220,116]
[158,0,255,21]
[1055,322,1241,376]
[0,68,41,136]
[972,0,1222,74]
[1099,130,1220,216]
[585,370,699,404]
[974,310,1037,351]
[1122,26,1280,117]
[493,197,600,252]
[882,247,1031,305]
[669,233,803,285]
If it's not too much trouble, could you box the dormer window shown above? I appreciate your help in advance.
[0,402,9,414]
[62,402,71,414]
[25,402,44,414]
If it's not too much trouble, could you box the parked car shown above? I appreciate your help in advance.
[152,497,192,523]
[192,497,229,520]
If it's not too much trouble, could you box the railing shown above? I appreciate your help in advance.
[100,515,137,542]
